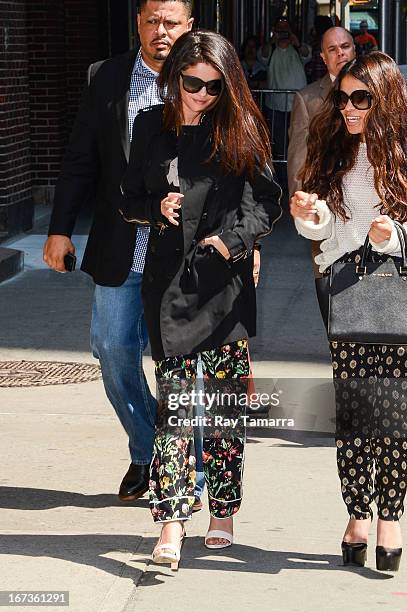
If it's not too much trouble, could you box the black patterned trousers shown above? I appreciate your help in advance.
[329,250,407,522]
[149,340,249,523]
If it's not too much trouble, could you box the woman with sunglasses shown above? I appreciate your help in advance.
[120,30,282,569]
[290,52,407,572]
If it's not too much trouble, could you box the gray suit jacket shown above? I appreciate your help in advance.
[287,73,332,196]
[287,73,332,278]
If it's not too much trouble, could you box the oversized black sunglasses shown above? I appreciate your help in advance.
[333,89,373,111]
[180,73,223,97]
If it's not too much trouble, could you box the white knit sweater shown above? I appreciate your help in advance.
[295,143,404,272]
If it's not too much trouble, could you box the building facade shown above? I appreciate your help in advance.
[0,0,406,242]
[0,0,103,240]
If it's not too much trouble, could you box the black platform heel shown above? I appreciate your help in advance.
[376,546,402,572]
[341,542,368,567]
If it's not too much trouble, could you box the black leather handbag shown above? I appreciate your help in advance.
[316,221,407,344]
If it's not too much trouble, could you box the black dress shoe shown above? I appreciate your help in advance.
[192,497,203,513]
[376,546,402,572]
[341,542,368,567]
[119,463,149,501]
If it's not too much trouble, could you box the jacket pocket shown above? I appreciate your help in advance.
[191,245,232,298]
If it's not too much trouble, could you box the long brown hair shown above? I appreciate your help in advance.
[157,29,271,177]
[301,52,407,222]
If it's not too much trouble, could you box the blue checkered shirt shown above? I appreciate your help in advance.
[128,51,162,273]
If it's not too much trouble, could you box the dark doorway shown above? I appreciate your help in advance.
[99,0,131,57]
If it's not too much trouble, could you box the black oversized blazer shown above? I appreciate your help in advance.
[121,105,283,361]
[48,49,140,286]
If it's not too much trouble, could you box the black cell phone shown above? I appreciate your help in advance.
[64,253,77,272]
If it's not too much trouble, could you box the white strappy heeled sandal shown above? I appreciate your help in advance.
[205,529,234,550]
[152,522,186,571]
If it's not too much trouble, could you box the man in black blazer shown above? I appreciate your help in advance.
[43,0,194,501]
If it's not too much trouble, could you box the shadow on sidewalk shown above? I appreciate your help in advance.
[139,537,393,585]
[0,269,94,353]
[0,533,392,586]
[246,429,335,447]
[0,533,146,582]
[0,487,149,510]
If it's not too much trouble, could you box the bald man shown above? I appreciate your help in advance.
[287,27,355,275]
[288,27,355,196]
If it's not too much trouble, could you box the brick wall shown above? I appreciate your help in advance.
[0,0,101,241]
[27,0,66,201]
[64,0,100,129]
[27,0,100,204]
[0,0,33,239]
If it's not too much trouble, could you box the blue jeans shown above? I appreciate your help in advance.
[90,271,156,465]
[90,270,205,494]
[194,355,205,498]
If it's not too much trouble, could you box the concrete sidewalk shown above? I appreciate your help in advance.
[0,214,406,611]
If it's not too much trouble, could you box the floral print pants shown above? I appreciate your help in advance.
[329,249,407,522]
[149,339,250,523]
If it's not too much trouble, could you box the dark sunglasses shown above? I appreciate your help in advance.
[180,73,223,97]
[333,89,373,111]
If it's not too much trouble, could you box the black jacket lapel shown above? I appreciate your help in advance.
[115,50,138,162]
[178,123,217,253]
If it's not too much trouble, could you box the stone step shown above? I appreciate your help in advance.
[0,247,24,283]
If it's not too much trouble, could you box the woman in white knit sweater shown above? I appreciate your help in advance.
[291,53,407,572]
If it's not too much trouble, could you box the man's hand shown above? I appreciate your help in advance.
[253,248,261,287]
[43,235,75,272]
[369,216,393,243]
[199,235,230,260]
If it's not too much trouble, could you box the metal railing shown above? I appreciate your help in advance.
[252,89,299,165]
